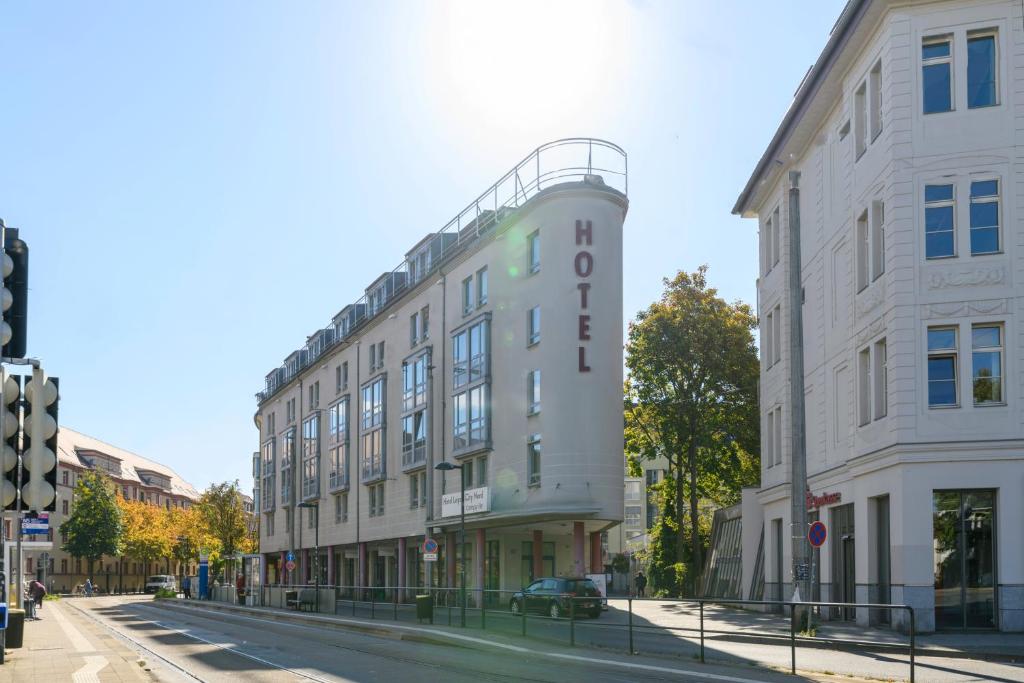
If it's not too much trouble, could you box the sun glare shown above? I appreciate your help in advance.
[424,1,633,140]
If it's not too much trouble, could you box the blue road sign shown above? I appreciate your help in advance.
[287,551,295,562]
[422,538,438,554]
[808,520,827,548]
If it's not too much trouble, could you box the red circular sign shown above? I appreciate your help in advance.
[285,560,296,572]
[808,520,827,548]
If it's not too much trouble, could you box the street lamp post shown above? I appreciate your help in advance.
[434,461,465,628]
[298,501,320,612]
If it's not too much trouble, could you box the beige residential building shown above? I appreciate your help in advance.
[254,139,628,596]
[12,427,200,593]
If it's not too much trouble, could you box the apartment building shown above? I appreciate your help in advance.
[733,0,1024,632]
[13,426,200,593]
[254,139,628,596]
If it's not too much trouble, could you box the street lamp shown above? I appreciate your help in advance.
[298,501,320,612]
[434,461,465,627]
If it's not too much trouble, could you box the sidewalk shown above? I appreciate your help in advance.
[616,599,1024,661]
[0,599,155,682]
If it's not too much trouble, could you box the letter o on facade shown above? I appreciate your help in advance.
[574,251,593,278]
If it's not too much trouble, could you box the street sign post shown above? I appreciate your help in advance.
[422,537,438,562]
[808,520,827,548]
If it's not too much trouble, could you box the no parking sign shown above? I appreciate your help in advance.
[808,520,827,548]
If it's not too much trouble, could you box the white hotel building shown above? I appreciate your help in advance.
[733,0,1024,632]
[253,139,627,599]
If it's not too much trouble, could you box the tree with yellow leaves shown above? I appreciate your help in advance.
[118,496,174,577]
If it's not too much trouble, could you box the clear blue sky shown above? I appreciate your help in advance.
[0,1,847,491]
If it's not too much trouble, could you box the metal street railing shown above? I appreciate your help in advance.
[241,585,915,682]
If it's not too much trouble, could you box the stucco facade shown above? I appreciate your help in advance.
[254,140,627,596]
[735,0,1024,632]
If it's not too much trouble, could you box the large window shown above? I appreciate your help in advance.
[403,355,428,412]
[858,338,887,426]
[409,471,427,509]
[969,180,1000,254]
[402,410,427,468]
[923,36,953,114]
[453,319,488,388]
[967,32,997,108]
[453,384,488,451]
[369,483,385,517]
[261,439,276,512]
[933,490,996,629]
[972,324,1003,405]
[301,414,320,500]
[927,327,958,407]
[476,267,488,306]
[329,399,350,489]
[280,428,295,504]
[361,377,386,482]
[925,184,955,258]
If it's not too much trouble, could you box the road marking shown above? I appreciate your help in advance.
[72,655,109,683]
[151,602,775,683]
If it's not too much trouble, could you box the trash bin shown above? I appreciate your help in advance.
[416,595,433,623]
[6,609,25,649]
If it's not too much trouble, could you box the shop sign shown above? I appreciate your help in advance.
[441,486,489,518]
[805,490,841,510]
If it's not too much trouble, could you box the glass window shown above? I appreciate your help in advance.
[874,339,887,420]
[462,276,474,315]
[856,210,869,292]
[972,324,1003,404]
[928,327,958,407]
[970,180,1000,254]
[527,434,541,486]
[527,369,540,415]
[452,330,468,388]
[453,320,488,387]
[624,480,641,502]
[967,33,997,108]
[925,184,955,258]
[854,82,867,158]
[476,266,488,306]
[362,378,384,430]
[933,490,996,629]
[528,306,540,345]
[476,454,487,487]
[528,230,540,273]
[923,37,952,114]
[870,61,882,140]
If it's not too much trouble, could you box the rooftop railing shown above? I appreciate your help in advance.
[258,138,627,404]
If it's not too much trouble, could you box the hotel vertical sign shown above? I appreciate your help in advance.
[575,219,593,372]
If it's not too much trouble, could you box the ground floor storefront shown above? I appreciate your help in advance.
[705,457,1024,633]
[261,519,611,604]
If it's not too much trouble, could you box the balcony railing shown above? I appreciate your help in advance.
[257,138,627,404]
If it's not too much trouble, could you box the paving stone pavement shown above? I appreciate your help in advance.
[0,599,165,683]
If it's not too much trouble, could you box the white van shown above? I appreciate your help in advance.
[145,575,177,594]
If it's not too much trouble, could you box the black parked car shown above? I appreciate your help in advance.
[509,577,602,619]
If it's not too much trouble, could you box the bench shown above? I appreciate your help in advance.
[286,588,318,612]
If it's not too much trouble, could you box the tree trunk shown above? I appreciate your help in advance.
[688,437,701,597]
[673,457,686,594]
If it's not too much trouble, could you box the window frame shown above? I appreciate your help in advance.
[966,30,998,109]
[528,230,541,274]
[971,323,1004,405]
[925,183,956,259]
[527,306,541,346]
[476,266,488,306]
[969,178,1001,255]
[527,369,541,416]
[527,434,542,487]
[462,275,474,316]
[922,34,954,114]
[927,326,959,408]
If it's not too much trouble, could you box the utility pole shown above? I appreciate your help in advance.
[787,171,811,615]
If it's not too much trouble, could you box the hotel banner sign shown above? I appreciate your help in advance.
[441,486,490,518]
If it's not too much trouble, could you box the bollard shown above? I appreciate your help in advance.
[628,598,634,655]
[789,604,796,675]
[699,600,705,663]
[909,607,916,683]
[569,598,575,647]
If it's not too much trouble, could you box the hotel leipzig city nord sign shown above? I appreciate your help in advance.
[441,486,490,518]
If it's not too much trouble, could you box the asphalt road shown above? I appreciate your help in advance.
[65,595,839,683]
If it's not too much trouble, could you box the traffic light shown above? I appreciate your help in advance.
[1,227,28,360]
[23,368,57,512]
[1,369,20,511]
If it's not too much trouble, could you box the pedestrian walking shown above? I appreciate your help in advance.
[182,576,192,600]
[84,578,94,597]
[29,579,46,617]
[635,570,647,598]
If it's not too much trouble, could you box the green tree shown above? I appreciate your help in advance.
[118,497,173,574]
[198,481,248,579]
[61,471,123,579]
[625,266,760,595]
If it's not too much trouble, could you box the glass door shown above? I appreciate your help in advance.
[933,490,996,629]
